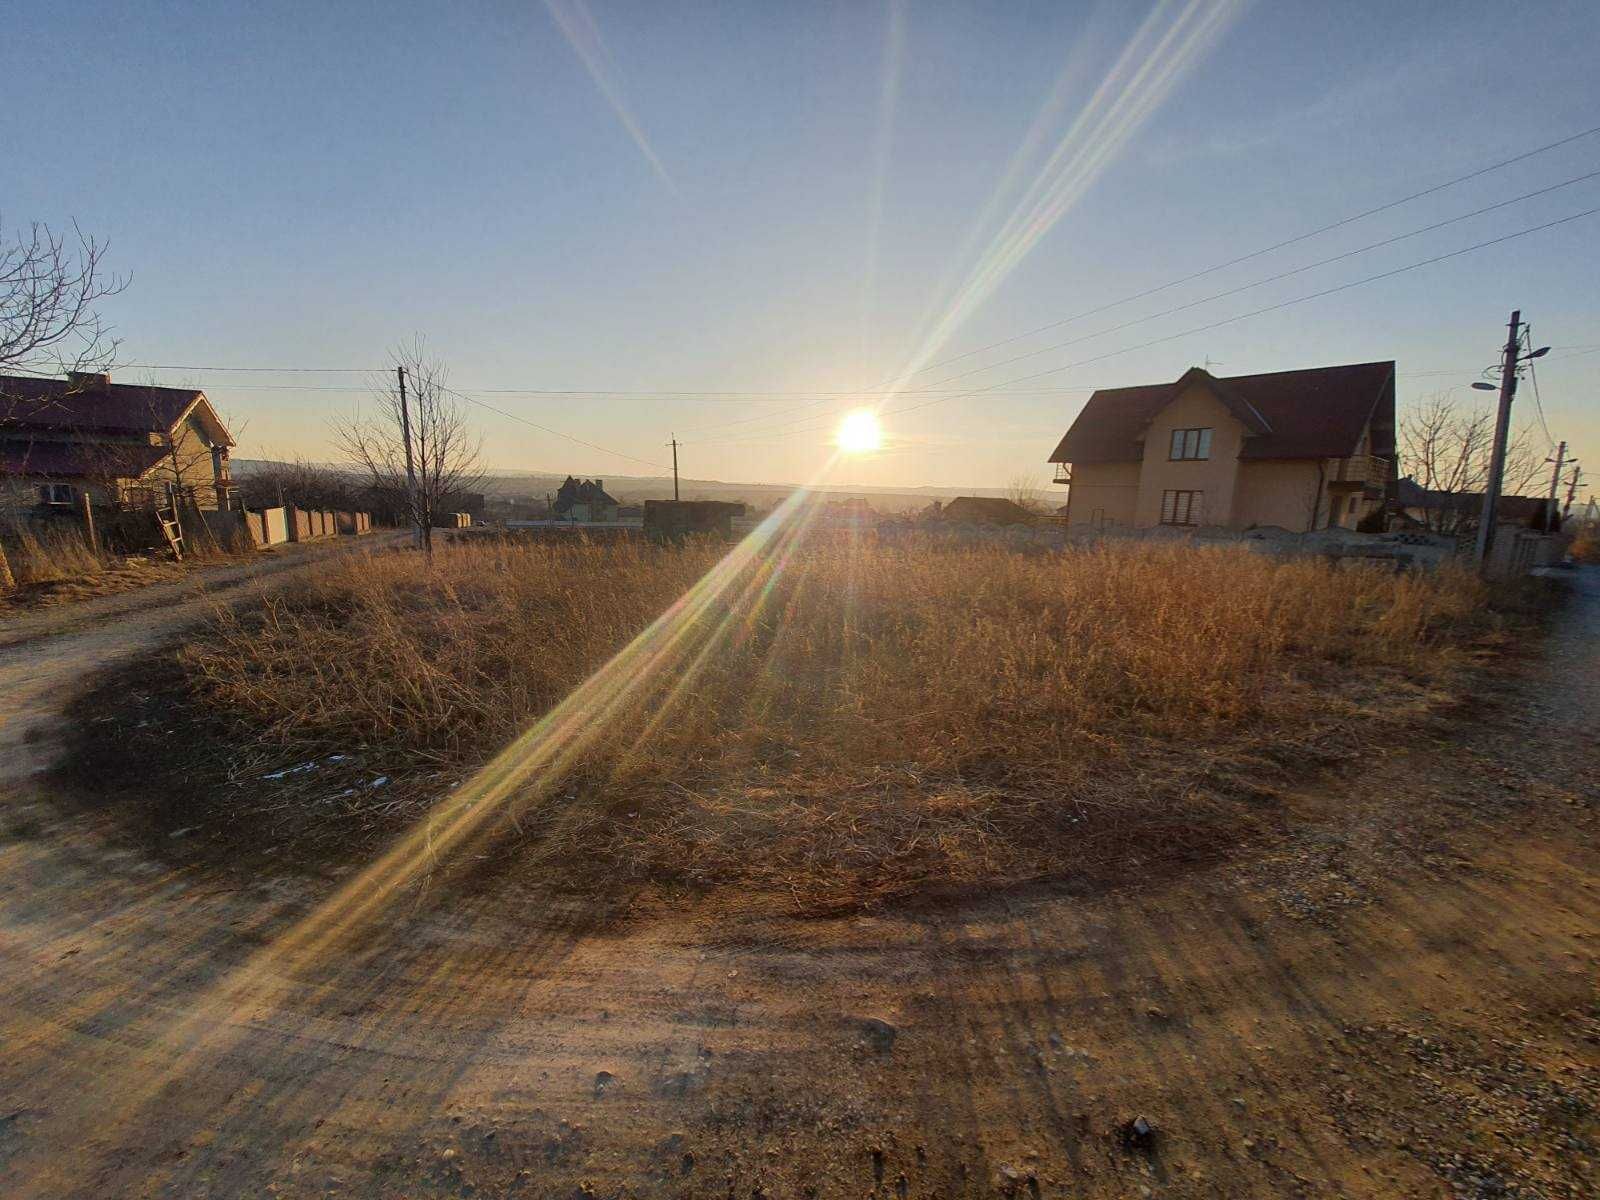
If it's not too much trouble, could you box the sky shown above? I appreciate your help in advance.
[5,0,1598,498]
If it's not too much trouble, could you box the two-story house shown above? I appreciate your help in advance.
[1047,361,1396,532]
[552,476,620,522]
[1,372,236,514]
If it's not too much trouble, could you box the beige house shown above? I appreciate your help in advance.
[1048,361,1396,532]
[1,372,236,514]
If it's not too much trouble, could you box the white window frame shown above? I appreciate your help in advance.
[1168,427,1213,461]
[38,482,76,506]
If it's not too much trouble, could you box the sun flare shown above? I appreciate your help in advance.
[836,409,883,454]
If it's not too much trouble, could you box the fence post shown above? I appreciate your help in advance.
[78,489,99,554]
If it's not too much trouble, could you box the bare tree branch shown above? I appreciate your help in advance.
[333,338,483,558]
[0,218,128,379]
[1399,392,1546,533]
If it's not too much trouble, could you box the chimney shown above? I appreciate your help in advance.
[67,371,111,391]
[595,479,603,492]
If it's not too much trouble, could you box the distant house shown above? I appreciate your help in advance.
[1047,361,1397,532]
[1395,477,1560,534]
[1,372,236,514]
[552,476,619,522]
[940,496,1036,525]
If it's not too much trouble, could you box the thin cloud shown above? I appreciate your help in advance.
[542,0,678,194]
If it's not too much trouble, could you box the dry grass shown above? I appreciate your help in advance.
[166,535,1501,908]
[1,520,105,585]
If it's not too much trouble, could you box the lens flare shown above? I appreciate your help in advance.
[836,409,883,454]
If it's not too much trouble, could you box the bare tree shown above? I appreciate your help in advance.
[0,219,127,384]
[1005,474,1051,516]
[334,340,483,558]
[1399,393,1545,534]
[0,219,126,589]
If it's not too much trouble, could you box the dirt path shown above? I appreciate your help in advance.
[0,533,404,778]
[0,570,1594,1198]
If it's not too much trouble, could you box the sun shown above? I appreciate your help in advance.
[836,408,883,454]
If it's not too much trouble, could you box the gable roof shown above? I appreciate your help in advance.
[0,373,231,445]
[552,476,619,513]
[941,496,1035,524]
[1048,361,1395,465]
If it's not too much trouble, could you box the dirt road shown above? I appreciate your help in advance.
[0,534,404,776]
[0,568,1595,1198]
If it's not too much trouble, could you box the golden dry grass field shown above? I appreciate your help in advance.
[136,534,1504,909]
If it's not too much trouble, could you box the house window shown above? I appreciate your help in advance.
[1160,489,1203,526]
[1168,427,1213,460]
[37,483,76,506]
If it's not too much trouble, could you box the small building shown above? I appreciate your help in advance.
[940,496,1037,525]
[644,499,745,541]
[1048,361,1396,532]
[552,476,620,522]
[1396,478,1560,534]
[1,372,236,513]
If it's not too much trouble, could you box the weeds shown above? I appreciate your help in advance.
[161,536,1497,908]
[1,519,103,585]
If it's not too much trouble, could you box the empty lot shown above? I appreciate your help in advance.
[0,563,1594,1199]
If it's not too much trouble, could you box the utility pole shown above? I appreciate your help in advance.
[1474,310,1522,570]
[1565,466,1584,519]
[1545,440,1567,529]
[398,365,421,549]
[668,435,680,501]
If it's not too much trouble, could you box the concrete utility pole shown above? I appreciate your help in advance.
[668,436,680,501]
[1546,440,1567,527]
[397,365,421,548]
[1474,310,1522,569]
[1565,466,1585,519]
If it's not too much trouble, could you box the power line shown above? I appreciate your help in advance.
[899,122,1600,380]
[433,382,673,472]
[916,168,1600,390]
[693,204,1600,446]
[683,164,1600,440]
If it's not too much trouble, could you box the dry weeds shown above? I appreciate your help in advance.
[162,535,1503,908]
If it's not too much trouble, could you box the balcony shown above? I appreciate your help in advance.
[1329,454,1389,484]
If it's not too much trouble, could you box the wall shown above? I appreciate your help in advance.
[140,415,226,508]
[1133,384,1248,527]
[1064,462,1139,528]
[1232,460,1323,531]
[248,507,369,548]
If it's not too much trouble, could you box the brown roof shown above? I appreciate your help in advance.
[1048,362,1396,465]
[0,439,168,479]
[941,496,1035,524]
[0,373,211,437]
[1396,478,1555,523]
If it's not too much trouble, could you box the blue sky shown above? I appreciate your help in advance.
[6,0,1598,496]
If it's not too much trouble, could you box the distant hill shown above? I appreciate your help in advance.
[230,461,1018,514]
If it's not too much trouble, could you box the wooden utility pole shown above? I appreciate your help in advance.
[1565,466,1584,519]
[668,435,680,501]
[78,489,99,554]
[398,365,421,549]
[1474,310,1521,569]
